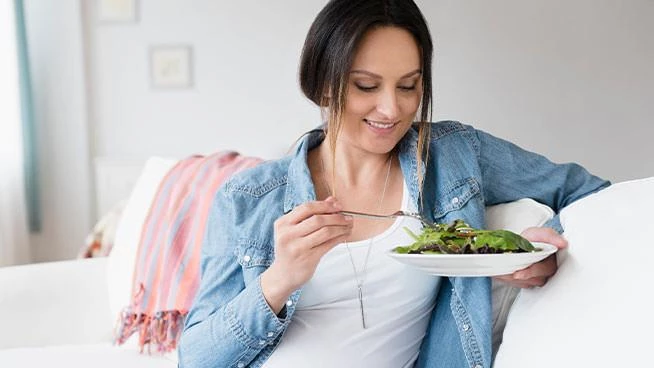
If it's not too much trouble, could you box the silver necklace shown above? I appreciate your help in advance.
[319,153,393,329]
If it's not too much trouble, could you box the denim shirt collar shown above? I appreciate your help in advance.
[397,125,425,211]
[283,129,322,214]
[283,125,426,215]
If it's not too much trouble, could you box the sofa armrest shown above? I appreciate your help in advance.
[0,258,114,349]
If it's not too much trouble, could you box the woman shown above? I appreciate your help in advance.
[179,1,609,367]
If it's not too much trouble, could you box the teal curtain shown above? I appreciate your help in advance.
[14,0,40,232]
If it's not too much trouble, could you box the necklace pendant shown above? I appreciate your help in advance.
[358,285,366,329]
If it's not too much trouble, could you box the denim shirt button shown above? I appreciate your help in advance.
[462,323,470,331]
[473,364,482,368]
[286,299,293,307]
[259,340,266,345]
[242,255,251,262]
[451,197,460,204]
[237,363,245,368]
[267,332,274,337]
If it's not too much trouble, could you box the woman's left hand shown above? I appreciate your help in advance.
[493,227,568,288]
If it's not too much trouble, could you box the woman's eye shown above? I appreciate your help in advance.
[355,84,377,92]
[353,83,416,92]
[398,85,417,91]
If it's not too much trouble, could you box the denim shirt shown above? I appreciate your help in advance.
[179,121,609,368]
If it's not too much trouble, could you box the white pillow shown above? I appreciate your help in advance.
[494,177,654,367]
[106,157,178,357]
[485,198,555,234]
[484,198,554,360]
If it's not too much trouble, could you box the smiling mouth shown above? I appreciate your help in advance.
[364,119,399,129]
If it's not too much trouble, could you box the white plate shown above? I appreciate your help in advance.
[386,242,558,277]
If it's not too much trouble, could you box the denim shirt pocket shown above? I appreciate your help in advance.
[235,239,275,282]
[432,177,482,220]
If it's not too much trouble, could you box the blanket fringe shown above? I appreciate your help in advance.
[114,308,185,354]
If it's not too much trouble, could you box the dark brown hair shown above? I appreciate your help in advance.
[298,0,433,194]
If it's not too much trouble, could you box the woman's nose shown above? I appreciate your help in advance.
[376,88,399,120]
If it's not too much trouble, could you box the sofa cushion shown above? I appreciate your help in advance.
[0,258,113,349]
[0,344,176,368]
[485,198,555,234]
[494,177,654,367]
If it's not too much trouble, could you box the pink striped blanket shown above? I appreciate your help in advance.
[114,151,262,353]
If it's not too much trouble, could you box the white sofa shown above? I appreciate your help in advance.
[1,157,652,367]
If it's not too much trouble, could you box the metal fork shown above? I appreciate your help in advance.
[339,210,433,227]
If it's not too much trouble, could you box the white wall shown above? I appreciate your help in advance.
[424,0,654,181]
[87,0,327,162]
[26,0,654,261]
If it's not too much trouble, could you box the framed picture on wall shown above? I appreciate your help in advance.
[98,0,138,23]
[149,45,194,89]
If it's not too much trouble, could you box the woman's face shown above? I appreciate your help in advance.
[339,26,423,155]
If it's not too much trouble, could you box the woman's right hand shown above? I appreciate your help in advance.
[261,197,353,314]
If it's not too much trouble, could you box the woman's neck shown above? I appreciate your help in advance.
[317,140,394,189]
[309,138,404,241]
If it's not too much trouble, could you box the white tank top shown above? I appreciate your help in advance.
[262,181,441,368]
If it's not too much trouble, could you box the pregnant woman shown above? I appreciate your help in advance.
[179,1,609,367]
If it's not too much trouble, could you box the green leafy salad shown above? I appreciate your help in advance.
[393,219,538,255]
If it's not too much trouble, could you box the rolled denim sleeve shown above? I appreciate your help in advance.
[471,127,610,233]
[223,274,287,345]
[178,187,286,368]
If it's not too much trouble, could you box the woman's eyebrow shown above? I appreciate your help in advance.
[349,69,422,79]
